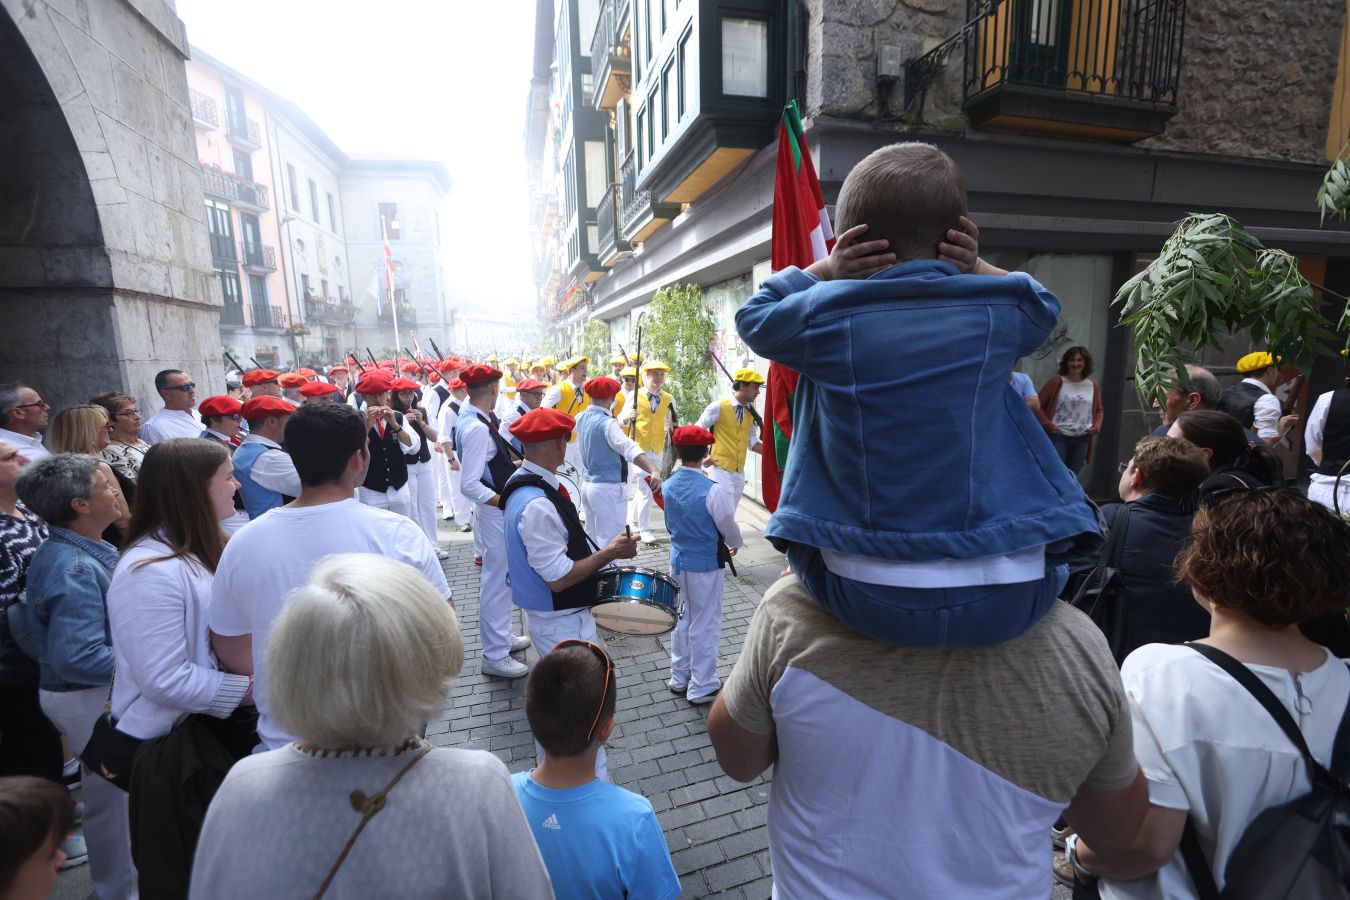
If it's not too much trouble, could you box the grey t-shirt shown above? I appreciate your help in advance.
[191,743,554,899]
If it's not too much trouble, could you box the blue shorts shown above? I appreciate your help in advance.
[786,543,1068,649]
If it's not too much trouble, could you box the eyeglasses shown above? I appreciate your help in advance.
[1117,462,1130,473]
[165,383,196,393]
[554,639,613,744]
[116,408,142,418]
[12,400,48,410]
[227,413,242,421]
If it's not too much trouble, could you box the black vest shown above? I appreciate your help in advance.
[433,384,450,407]
[363,411,409,491]
[401,405,433,465]
[1218,381,1267,430]
[1316,388,1350,477]
[500,471,598,610]
[455,407,518,493]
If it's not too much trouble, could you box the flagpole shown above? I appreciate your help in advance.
[382,214,402,356]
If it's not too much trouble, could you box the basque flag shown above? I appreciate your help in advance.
[763,100,834,512]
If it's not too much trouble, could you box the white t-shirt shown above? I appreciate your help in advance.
[1051,378,1095,436]
[208,498,451,749]
[1101,643,1350,899]
[139,408,203,445]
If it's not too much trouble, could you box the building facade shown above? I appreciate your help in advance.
[528,0,1350,501]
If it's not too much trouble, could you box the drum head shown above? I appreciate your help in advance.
[592,600,677,636]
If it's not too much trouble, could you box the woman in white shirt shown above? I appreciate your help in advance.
[1038,346,1103,475]
[1069,489,1350,897]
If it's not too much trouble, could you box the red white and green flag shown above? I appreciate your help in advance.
[763,100,833,511]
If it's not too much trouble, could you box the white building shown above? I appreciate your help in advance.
[340,156,453,355]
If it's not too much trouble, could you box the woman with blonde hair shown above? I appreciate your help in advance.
[191,554,552,899]
[89,392,149,482]
[46,406,130,546]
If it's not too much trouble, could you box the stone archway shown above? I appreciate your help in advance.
[0,0,221,412]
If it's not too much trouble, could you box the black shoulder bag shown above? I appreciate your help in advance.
[1064,503,1131,664]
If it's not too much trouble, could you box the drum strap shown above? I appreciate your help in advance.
[501,473,601,610]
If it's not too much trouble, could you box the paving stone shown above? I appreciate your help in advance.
[704,856,764,893]
[719,825,770,861]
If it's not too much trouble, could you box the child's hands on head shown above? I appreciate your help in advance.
[804,224,897,281]
[938,216,1006,276]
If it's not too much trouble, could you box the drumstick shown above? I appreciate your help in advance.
[626,525,632,540]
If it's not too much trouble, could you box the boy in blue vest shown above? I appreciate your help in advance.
[662,426,743,704]
[232,396,299,519]
[575,376,663,548]
[737,141,1100,649]
[513,642,681,900]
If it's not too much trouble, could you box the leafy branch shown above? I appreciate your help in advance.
[1317,141,1350,225]
[1114,213,1346,404]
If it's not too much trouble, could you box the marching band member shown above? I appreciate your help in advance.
[663,425,743,705]
[353,369,418,517]
[612,366,637,421]
[438,378,475,534]
[609,356,625,378]
[619,361,675,543]
[501,377,549,453]
[233,396,300,520]
[500,408,640,778]
[456,364,532,679]
[696,368,764,500]
[392,377,445,558]
[241,369,281,399]
[298,381,342,404]
[542,356,592,487]
[198,395,243,448]
[575,377,662,548]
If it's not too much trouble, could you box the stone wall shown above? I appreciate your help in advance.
[803,0,1345,166]
[0,0,221,412]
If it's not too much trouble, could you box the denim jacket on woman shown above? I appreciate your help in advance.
[25,526,118,692]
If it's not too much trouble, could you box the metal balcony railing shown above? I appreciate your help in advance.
[596,182,629,260]
[250,303,283,329]
[240,243,277,271]
[618,153,647,231]
[201,167,272,211]
[304,298,356,324]
[220,303,245,327]
[190,89,218,128]
[227,115,262,147]
[963,0,1186,105]
[378,304,417,325]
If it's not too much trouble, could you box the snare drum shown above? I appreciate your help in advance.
[592,567,681,635]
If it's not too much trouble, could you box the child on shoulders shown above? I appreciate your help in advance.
[736,141,1101,649]
[512,642,681,900]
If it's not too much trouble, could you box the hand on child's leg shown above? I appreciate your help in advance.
[938,216,1007,276]
[804,224,896,281]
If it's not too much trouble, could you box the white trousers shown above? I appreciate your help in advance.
[40,686,138,900]
[406,461,439,546]
[448,462,472,522]
[474,504,512,661]
[356,483,411,517]
[581,481,626,549]
[434,448,453,518]
[526,607,607,781]
[669,568,725,701]
[627,466,657,532]
[707,464,746,500]
[564,440,586,485]
[1310,478,1350,516]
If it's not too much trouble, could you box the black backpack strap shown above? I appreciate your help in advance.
[1185,643,1318,770]
[1330,662,1350,777]
[1104,503,1131,568]
[1179,819,1222,900]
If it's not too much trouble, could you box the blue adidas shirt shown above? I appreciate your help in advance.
[512,770,681,900]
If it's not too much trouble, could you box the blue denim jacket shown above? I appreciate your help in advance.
[25,527,118,692]
[736,260,1100,561]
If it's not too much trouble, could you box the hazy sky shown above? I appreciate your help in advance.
[175,0,538,318]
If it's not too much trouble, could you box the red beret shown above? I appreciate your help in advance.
[509,408,575,443]
[427,371,441,383]
[450,378,467,391]
[241,369,279,387]
[400,362,422,374]
[355,370,396,395]
[241,396,295,420]
[436,359,460,374]
[277,372,307,388]
[391,377,420,392]
[328,365,349,375]
[296,368,317,379]
[198,396,242,418]
[584,376,621,399]
[460,364,502,386]
[672,425,716,447]
[514,378,548,392]
[299,381,341,397]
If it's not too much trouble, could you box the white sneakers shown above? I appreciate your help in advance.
[640,531,657,544]
[481,655,528,679]
[509,634,532,653]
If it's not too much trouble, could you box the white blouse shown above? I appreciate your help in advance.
[107,535,249,740]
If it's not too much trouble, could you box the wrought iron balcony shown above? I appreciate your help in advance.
[209,232,237,267]
[378,303,417,325]
[957,0,1186,141]
[240,243,277,272]
[250,303,285,330]
[190,89,218,129]
[220,303,245,327]
[618,152,679,244]
[201,166,271,212]
[590,0,632,110]
[304,298,357,324]
[226,115,262,149]
[595,182,630,266]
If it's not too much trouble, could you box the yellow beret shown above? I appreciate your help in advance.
[732,367,765,384]
[619,366,638,377]
[537,356,556,368]
[488,354,499,362]
[609,356,626,366]
[561,355,588,370]
[1236,351,1277,373]
[504,357,520,366]
[642,360,670,372]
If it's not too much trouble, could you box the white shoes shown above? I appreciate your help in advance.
[481,655,528,679]
[509,634,532,653]
[640,531,656,544]
[436,549,450,560]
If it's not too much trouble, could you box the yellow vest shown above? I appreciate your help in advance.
[557,381,590,443]
[633,390,673,455]
[612,390,626,420]
[503,373,517,398]
[710,398,754,473]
